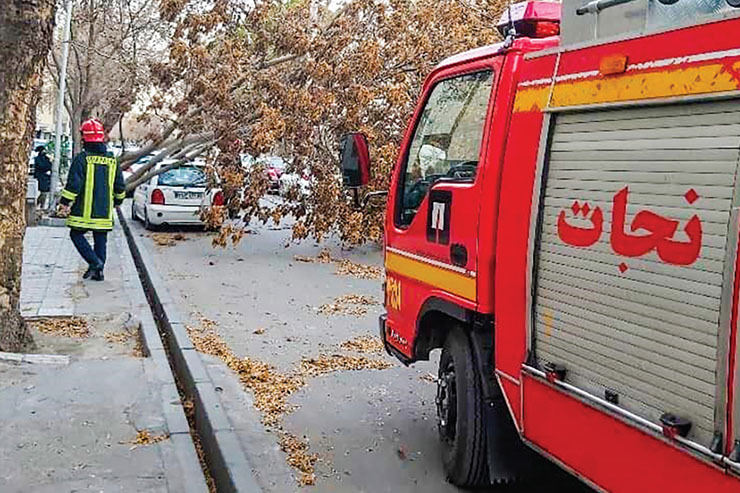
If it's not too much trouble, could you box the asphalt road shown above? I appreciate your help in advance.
[124,201,590,493]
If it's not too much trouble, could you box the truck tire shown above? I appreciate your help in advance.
[437,326,488,487]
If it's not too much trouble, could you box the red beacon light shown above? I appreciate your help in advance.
[497,1,561,38]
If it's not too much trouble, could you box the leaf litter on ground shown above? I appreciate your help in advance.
[150,233,187,247]
[317,294,378,317]
[339,335,385,354]
[122,429,170,449]
[28,317,89,339]
[186,314,392,485]
[294,248,382,280]
[104,327,145,357]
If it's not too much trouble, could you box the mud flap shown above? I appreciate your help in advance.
[469,322,535,483]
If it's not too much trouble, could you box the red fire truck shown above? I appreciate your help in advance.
[340,0,740,490]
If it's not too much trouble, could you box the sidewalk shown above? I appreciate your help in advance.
[0,223,206,492]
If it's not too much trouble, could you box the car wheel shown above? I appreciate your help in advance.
[144,207,156,231]
[437,326,489,487]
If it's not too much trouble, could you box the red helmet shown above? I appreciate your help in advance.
[80,118,105,143]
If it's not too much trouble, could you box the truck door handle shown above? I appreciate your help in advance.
[450,244,467,267]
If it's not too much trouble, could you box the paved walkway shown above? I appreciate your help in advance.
[21,227,81,317]
[0,223,206,492]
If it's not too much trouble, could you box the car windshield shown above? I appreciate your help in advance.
[158,166,207,187]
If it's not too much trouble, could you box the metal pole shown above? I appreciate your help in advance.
[49,0,73,210]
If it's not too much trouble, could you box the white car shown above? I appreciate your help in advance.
[279,167,312,197]
[131,163,222,230]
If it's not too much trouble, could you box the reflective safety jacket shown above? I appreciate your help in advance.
[60,147,126,231]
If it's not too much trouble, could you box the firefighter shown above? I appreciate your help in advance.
[57,118,126,281]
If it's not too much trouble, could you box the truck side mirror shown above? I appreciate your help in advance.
[339,133,370,188]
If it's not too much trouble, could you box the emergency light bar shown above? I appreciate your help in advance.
[497,1,562,38]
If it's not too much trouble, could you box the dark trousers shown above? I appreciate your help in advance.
[69,229,108,270]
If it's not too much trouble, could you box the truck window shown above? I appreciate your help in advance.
[397,70,494,226]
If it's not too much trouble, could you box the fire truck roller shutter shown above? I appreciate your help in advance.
[533,99,740,448]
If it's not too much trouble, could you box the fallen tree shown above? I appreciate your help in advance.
[133,0,504,245]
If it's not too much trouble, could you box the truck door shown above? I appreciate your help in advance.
[385,57,502,356]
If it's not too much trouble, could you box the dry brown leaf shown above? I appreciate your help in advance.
[279,431,318,486]
[104,330,131,344]
[340,335,384,354]
[294,250,381,280]
[29,317,89,339]
[300,354,392,378]
[317,294,379,316]
[334,260,382,280]
[132,335,146,358]
[124,429,169,448]
[294,248,332,264]
[151,233,188,247]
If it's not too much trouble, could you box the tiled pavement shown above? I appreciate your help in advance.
[21,227,82,317]
[21,225,134,319]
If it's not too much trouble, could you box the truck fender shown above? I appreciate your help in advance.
[414,297,472,361]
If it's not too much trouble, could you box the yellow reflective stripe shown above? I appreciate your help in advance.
[83,157,95,221]
[114,191,126,200]
[107,160,116,220]
[61,189,77,200]
[86,155,116,166]
[66,216,113,229]
[385,250,476,302]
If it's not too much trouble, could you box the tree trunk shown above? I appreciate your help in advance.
[0,0,56,351]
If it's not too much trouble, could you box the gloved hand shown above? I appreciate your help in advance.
[56,204,71,218]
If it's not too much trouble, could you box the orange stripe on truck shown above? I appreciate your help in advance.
[385,250,476,302]
[514,60,740,112]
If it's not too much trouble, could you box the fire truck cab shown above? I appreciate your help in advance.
[341,0,740,490]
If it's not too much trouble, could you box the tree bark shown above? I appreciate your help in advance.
[0,0,56,351]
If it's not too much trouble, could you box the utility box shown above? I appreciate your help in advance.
[26,178,38,227]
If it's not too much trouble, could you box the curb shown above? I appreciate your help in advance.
[38,217,67,227]
[116,221,209,493]
[117,208,262,493]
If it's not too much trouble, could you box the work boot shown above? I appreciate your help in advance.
[91,269,105,282]
[83,267,94,279]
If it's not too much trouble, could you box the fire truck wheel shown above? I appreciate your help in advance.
[437,327,488,487]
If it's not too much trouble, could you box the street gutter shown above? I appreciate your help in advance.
[117,207,262,493]
[116,218,209,492]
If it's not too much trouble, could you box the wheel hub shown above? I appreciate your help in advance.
[436,361,457,443]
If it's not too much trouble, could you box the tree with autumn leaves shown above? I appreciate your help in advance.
[0,0,505,349]
[144,0,505,246]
